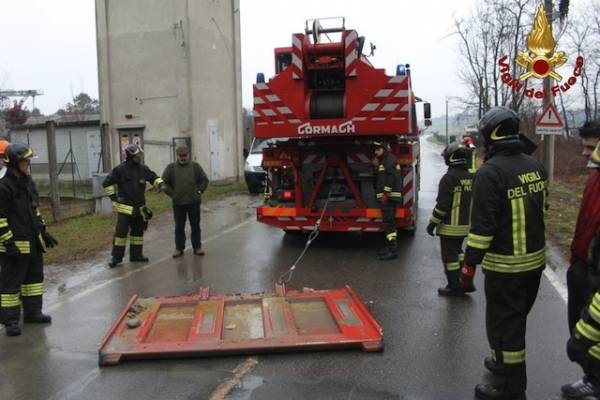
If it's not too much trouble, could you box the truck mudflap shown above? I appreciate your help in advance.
[98,285,383,366]
[257,206,414,232]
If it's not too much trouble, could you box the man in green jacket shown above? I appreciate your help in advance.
[162,146,209,258]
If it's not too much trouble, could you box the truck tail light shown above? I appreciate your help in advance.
[282,190,294,201]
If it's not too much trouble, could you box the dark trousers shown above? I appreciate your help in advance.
[0,246,45,325]
[567,326,600,385]
[112,212,145,261]
[568,261,594,333]
[174,202,201,251]
[381,202,397,246]
[485,270,542,394]
[440,236,464,288]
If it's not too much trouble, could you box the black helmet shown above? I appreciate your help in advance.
[442,143,468,166]
[5,143,34,168]
[478,107,520,146]
[125,144,143,159]
[371,140,388,151]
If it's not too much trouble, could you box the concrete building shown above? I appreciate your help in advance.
[95,0,243,181]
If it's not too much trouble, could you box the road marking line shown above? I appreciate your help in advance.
[209,357,259,400]
[544,267,568,303]
[46,218,253,312]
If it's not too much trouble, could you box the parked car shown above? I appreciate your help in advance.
[244,138,268,194]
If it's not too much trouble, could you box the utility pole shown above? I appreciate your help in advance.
[445,98,449,145]
[46,120,61,222]
[542,0,555,183]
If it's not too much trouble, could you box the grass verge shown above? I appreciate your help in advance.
[44,180,248,265]
[546,178,583,259]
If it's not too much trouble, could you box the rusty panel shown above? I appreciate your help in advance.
[98,285,383,366]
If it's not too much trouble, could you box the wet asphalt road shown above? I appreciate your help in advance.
[0,137,581,400]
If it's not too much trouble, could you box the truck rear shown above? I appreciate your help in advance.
[253,18,430,234]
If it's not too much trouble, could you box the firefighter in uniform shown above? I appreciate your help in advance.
[0,144,58,336]
[462,134,478,174]
[103,144,164,268]
[372,140,403,261]
[562,134,600,398]
[460,107,547,400]
[427,143,473,296]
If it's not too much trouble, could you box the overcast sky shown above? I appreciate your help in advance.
[0,0,475,118]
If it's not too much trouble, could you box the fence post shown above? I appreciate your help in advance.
[46,120,61,221]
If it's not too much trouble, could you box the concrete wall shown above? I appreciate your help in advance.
[96,0,243,180]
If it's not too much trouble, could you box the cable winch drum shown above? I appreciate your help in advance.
[310,91,345,119]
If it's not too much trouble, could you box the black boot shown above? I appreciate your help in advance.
[22,296,52,324]
[484,356,504,375]
[438,270,465,297]
[475,384,526,400]
[437,285,465,297]
[108,258,122,268]
[378,241,398,261]
[5,323,21,336]
[1,304,22,337]
[130,245,149,262]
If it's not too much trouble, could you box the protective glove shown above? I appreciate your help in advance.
[41,231,58,248]
[426,222,437,236]
[460,264,476,293]
[379,193,389,204]
[4,240,20,257]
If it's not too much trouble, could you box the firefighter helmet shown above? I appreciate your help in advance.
[125,143,144,158]
[478,107,520,146]
[442,143,468,166]
[0,140,10,155]
[5,143,34,167]
[591,142,600,167]
[371,140,389,151]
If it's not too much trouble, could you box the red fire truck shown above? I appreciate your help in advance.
[253,18,431,234]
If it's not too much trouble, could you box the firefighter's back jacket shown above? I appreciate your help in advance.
[0,172,44,256]
[376,151,403,203]
[465,150,547,275]
[429,165,473,237]
[103,160,163,216]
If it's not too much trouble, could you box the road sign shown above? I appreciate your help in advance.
[536,102,564,135]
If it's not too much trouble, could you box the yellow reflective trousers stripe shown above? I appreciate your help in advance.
[445,262,460,271]
[386,232,397,241]
[130,236,144,245]
[114,237,127,246]
[21,283,44,297]
[490,348,526,364]
[502,349,526,364]
[1,293,21,308]
[511,198,527,256]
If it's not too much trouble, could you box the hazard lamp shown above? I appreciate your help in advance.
[281,190,294,201]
